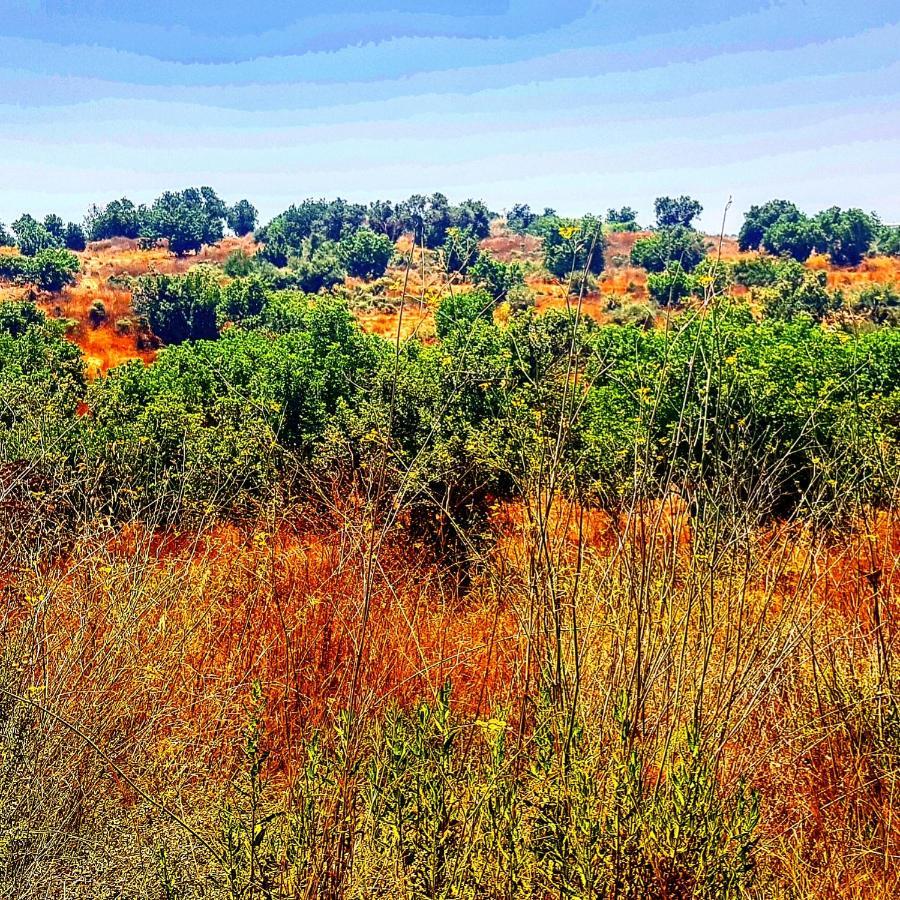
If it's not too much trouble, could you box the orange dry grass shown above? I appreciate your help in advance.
[22,520,520,779]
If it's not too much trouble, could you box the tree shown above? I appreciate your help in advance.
[64,222,87,252]
[507,203,537,234]
[217,276,268,327]
[367,200,405,242]
[398,193,453,248]
[441,227,481,275]
[814,207,878,266]
[43,214,66,244]
[132,267,221,344]
[738,199,802,251]
[339,228,393,279]
[291,240,346,293]
[469,254,530,308]
[760,217,823,262]
[542,215,605,279]
[0,223,15,248]
[605,207,640,232]
[630,226,707,273]
[452,199,492,239]
[85,197,144,241]
[654,195,703,229]
[11,214,59,256]
[877,224,900,257]
[227,200,258,237]
[144,187,228,255]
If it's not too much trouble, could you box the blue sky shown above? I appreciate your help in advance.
[2,0,899,230]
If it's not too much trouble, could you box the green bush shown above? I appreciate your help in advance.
[339,227,394,279]
[631,226,707,273]
[131,266,221,344]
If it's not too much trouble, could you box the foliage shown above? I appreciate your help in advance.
[630,226,707,273]
[760,216,823,262]
[605,206,640,231]
[654,195,703,229]
[367,199,406,241]
[339,228,393,279]
[226,199,258,237]
[507,202,537,234]
[814,206,879,266]
[85,197,145,241]
[143,187,228,255]
[11,214,58,257]
[440,227,481,274]
[849,282,900,324]
[647,261,696,306]
[132,267,222,344]
[541,215,605,280]
[738,199,803,251]
[0,222,15,247]
[753,259,833,320]
[257,199,366,266]
[469,253,530,307]
[63,221,87,251]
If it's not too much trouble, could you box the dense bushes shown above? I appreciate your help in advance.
[0,248,79,292]
[540,215,605,279]
[739,199,881,265]
[631,226,707,273]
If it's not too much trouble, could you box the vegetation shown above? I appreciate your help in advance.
[1,185,899,897]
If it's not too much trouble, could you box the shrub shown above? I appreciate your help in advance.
[339,228,394,279]
[542,215,605,279]
[630,226,707,273]
[132,266,221,344]
[27,248,80,292]
[647,261,696,306]
[470,253,530,308]
[88,300,107,328]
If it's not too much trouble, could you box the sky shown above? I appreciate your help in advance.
[1,0,899,231]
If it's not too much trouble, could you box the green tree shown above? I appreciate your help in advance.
[0,223,15,248]
[452,199,492,239]
[605,206,640,231]
[144,187,228,255]
[227,199,258,237]
[64,222,87,251]
[132,267,221,344]
[542,215,605,279]
[398,193,453,248]
[85,197,144,241]
[738,199,802,251]
[11,214,59,256]
[630,226,707,273]
[760,217,823,262]
[814,207,878,266]
[654,195,703,229]
[367,200,405,241]
[507,203,537,234]
[339,228,394,279]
